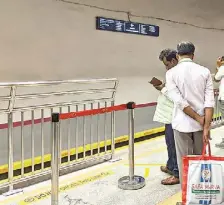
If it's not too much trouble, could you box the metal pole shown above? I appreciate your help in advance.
[111,101,115,157]
[51,113,60,205]
[118,102,145,190]
[8,86,16,192]
[111,80,118,157]
[8,113,13,191]
[128,104,135,181]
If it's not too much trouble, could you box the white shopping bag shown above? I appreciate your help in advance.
[182,142,224,205]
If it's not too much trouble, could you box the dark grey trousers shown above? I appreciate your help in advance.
[173,130,203,186]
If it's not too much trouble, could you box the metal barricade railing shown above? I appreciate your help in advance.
[48,89,224,205]
[50,102,146,204]
[0,83,223,195]
[0,78,118,193]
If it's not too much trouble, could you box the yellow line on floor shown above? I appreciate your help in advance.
[157,192,182,205]
[0,126,165,174]
[0,138,166,205]
[144,168,150,178]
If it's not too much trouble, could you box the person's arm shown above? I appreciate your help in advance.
[204,108,213,129]
[204,73,215,128]
[214,66,224,83]
[183,107,205,126]
[160,85,175,102]
[153,83,175,102]
[166,70,204,126]
[161,86,168,96]
[203,72,215,143]
[214,68,220,83]
[214,58,224,82]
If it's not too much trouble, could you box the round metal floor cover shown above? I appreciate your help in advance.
[118,175,145,190]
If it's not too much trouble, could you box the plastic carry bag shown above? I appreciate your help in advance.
[182,142,224,205]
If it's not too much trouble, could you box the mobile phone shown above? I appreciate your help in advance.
[149,77,162,86]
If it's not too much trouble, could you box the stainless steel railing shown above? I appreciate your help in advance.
[0,78,118,193]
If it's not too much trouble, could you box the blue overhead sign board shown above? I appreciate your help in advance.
[96,16,159,37]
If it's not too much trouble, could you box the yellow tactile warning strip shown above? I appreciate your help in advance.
[0,126,165,175]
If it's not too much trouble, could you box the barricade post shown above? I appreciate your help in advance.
[51,113,60,205]
[8,86,16,192]
[118,102,145,190]
[8,112,13,191]
[111,101,115,156]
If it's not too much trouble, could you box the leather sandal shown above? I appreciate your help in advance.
[160,166,173,175]
[161,176,180,185]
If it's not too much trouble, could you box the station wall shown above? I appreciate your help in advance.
[0,0,223,103]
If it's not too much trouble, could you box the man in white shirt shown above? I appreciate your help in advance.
[214,56,224,148]
[166,41,215,186]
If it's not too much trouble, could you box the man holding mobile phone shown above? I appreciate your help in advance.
[214,56,224,148]
[152,49,180,185]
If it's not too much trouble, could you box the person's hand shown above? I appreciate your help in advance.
[195,115,205,127]
[154,84,165,91]
[217,57,224,68]
[154,85,162,91]
[203,126,211,144]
